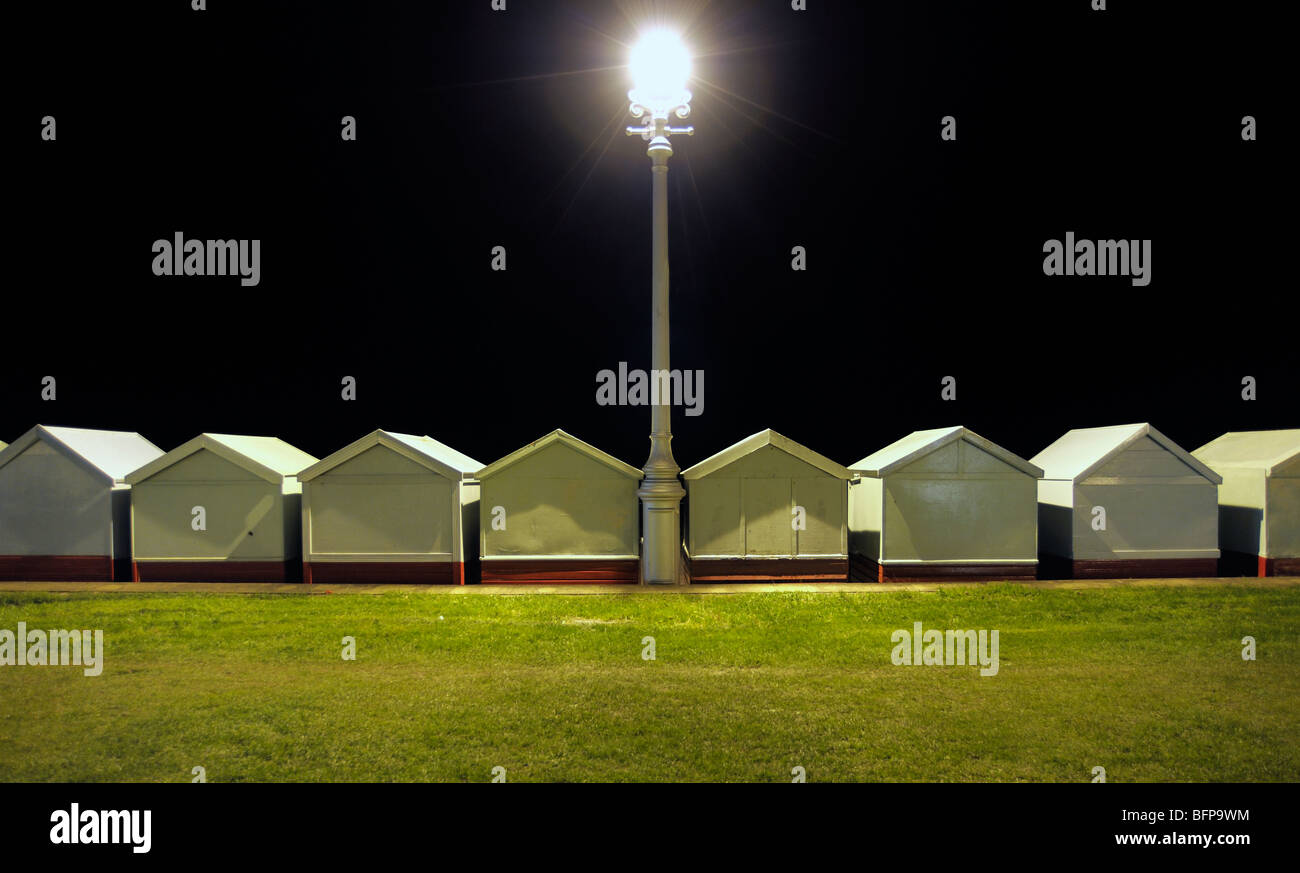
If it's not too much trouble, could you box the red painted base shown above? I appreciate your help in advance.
[304,561,457,585]
[1065,558,1219,580]
[0,555,115,582]
[688,557,848,583]
[1217,551,1300,578]
[850,554,1037,583]
[132,561,298,583]
[480,559,638,584]
[1261,556,1300,577]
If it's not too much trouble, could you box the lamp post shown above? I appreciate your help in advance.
[626,29,693,585]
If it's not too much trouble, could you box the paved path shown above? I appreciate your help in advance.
[0,577,1296,596]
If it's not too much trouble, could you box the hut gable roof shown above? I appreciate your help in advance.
[848,426,1042,478]
[1032,423,1221,484]
[1193,430,1300,477]
[476,429,641,480]
[682,429,850,481]
[126,434,318,485]
[0,425,164,484]
[298,430,482,482]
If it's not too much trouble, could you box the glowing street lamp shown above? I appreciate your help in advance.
[628,29,694,125]
[626,29,693,585]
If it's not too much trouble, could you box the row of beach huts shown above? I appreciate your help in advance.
[0,424,1295,584]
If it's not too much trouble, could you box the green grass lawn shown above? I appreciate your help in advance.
[1,583,1297,782]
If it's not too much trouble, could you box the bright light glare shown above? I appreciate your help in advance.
[629,29,691,106]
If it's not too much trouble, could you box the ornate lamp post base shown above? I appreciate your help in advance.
[639,473,686,585]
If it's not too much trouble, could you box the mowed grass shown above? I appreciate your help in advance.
[0,584,1297,782]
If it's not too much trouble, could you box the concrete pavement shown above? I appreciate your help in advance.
[0,577,1296,596]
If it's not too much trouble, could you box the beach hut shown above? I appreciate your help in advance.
[125,434,318,582]
[298,430,482,584]
[0,425,164,581]
[1193,430,1300,577]
[848,426,1042,582]
[682,429,849,582]
[1032,423,1221,578]
[476,429,640,583]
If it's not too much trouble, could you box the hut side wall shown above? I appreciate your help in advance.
[1036,479,1074,558]
[847,476,883,561]
[1215,468,1266,557]
[1266,476,1300,558]
[459,480,480,581]
[110,486,132,579]
[282,492,303,561]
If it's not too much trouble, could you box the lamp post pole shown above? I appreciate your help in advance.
[628,82,693,584]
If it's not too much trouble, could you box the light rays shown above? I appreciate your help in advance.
[436,4,840,238]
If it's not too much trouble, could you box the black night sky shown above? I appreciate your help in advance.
[8,0,1294,472]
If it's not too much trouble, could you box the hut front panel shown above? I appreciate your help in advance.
[880,437,1037,564]
[306,445,459,565]
[1266,476,1300,559]
[688,447,845,560]
[0,440,113,559]
[716,444,827,480]
[743,477,792,556]
[793,477,846,556]
[959,439,1020,474]
[132,450,288,561]
[326,444,431,477]
[898,439,961,473]
[1091,435,1204,479]
[1072,481,1219,561]
[143,447,256,483]
[687,477,742,557]
[480,444,637,558]
[134,483,287,560]
[309,478,452,558]
[882,476,1037,563]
